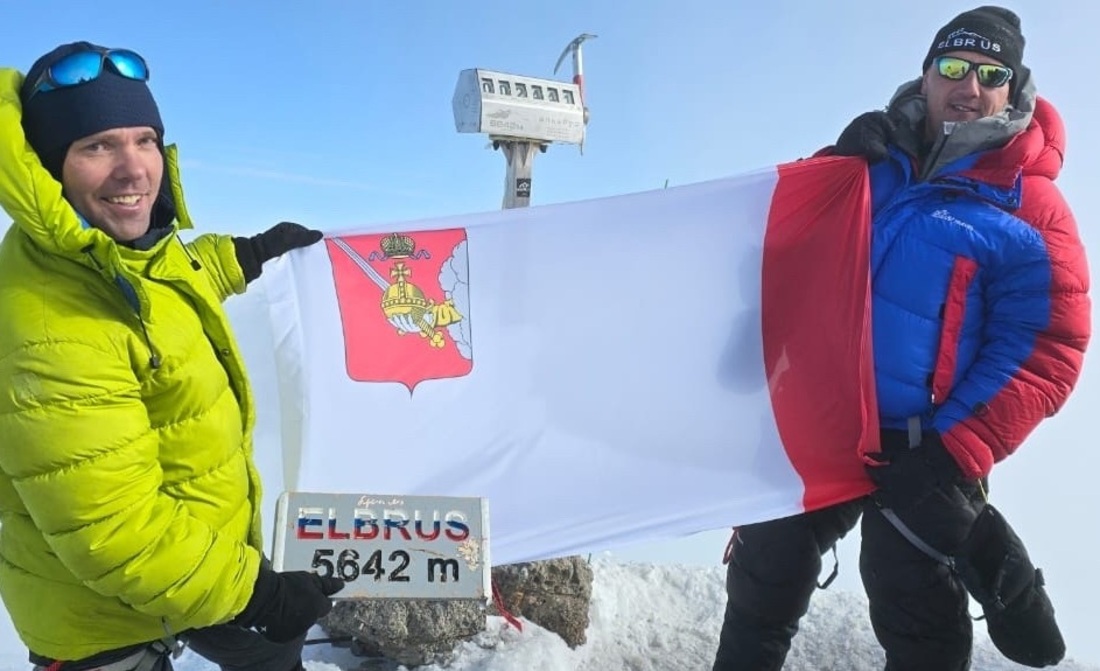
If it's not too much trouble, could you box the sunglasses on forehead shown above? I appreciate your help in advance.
[28,47,149,99]
[933,56,1013,89]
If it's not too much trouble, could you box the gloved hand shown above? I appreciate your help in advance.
[232,568,345,643]
[234,222,324,284]
[955,504,1065,667]
[865,431,963,511]
[834,110,897,163]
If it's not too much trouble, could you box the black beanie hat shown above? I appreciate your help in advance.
[20,41,163,180]
[922,6,1025,85]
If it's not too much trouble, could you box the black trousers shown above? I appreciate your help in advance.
[713,483,983,671]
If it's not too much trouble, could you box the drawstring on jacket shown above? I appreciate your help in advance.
[177,236,201,270]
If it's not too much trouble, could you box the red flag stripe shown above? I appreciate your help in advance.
[762,157,879,511]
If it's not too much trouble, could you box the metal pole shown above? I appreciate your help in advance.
[495,138,542,209]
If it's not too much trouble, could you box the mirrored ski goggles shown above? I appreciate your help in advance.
[933,56,1013,88]
[28,47,149,98]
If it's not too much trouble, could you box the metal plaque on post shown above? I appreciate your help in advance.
[271,492,490,601]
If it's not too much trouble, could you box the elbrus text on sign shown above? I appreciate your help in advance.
[271,492,491,601]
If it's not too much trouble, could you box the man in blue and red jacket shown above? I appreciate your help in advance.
[713,7,1090,671]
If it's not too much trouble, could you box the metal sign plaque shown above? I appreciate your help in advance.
[271,492,490,601]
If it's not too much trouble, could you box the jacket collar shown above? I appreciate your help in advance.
[16,143,192,264]
[885,75,1036,181]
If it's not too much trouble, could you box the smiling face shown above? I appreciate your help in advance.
[61,126,163,242]
[921,49,1012,141]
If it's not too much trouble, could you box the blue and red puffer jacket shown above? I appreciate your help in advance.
[866,94,1089,478]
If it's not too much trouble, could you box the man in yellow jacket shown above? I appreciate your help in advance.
[0,42,344,670]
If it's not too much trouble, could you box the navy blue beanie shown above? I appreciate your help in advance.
[20,41,163,179]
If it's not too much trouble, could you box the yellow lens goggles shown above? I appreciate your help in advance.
[934,56,1013,88]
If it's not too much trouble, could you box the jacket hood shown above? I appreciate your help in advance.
[1004,92,1065,181]
[0,69,195,270]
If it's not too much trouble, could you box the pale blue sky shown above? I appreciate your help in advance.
[0,1,1093,233]
[2,1,1100,667]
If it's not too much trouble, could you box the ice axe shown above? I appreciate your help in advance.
[554,33,597,151]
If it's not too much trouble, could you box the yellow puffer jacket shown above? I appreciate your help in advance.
[0,69,264,660]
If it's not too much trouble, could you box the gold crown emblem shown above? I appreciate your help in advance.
[380,233,416,259]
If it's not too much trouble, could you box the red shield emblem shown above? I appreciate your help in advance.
[326,229,472,391]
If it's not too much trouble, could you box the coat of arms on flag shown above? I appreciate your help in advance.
[326,229,472,391]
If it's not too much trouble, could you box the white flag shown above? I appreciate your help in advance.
[265,157,879,565]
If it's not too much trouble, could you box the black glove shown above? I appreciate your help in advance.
[955,504,1065,667]
[834,110,897,163]
[234,221,324,284]
[232,568,345,643]
[865,432,963,511]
